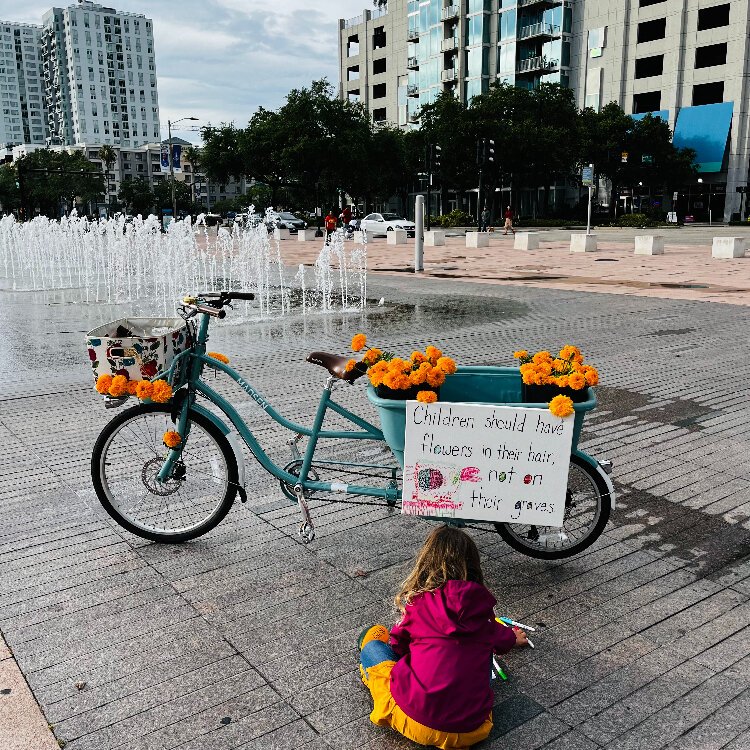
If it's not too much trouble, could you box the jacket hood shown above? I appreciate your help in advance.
[417,580,497,636]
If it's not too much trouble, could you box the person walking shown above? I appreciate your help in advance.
[479,207,490,233]
[340,205,353,238]
[503,205,515,235]
[324,210,338,245]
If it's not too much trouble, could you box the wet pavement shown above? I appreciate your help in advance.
[1,270,750,750]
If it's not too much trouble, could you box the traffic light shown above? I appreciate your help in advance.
[476,138,496,165]
[486,138,495,164]
[432,144,442,172]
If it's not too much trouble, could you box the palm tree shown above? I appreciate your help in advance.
[184,146,201,209]
[97,144,117,215]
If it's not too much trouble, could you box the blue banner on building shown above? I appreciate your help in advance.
[160,144,169,169]
[172,144,181,173]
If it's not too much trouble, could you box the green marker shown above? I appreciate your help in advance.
[492,657,507,681]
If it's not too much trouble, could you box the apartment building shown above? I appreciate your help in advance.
[340,0,744,220]
[0,23,47,146]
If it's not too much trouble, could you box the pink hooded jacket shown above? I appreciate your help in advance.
[388,580,516,733]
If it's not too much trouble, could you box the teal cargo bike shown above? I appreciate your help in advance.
[91,291,615,560]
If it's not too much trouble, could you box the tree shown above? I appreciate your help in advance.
[0,164,19,212]
[118,176,154,216]
[97,144,117,212]
[153,178,192,213]
[15,149,104,218]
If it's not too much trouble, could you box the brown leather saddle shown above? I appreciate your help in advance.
[307,351,367,382]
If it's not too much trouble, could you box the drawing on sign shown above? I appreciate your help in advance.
[403,402,574,526]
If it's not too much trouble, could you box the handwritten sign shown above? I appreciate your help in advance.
[402,401,574,526]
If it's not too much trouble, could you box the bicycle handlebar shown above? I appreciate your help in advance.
[202,291,256,303]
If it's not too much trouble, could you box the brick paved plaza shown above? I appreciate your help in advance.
[2,239,750,749]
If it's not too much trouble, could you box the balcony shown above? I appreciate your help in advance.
[441,5,459,21]
[407,28,419,41]
[441,69,457,82]
[516,55,559,73]
[407,83,419,97]
[517,0,561,7]
[407,55,419,70]
[441,37,458,52]
[518,22,560,40]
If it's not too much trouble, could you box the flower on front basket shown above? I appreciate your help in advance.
[150,380,173,403]
[126,380,140,396]
[417,390,438,404]
[568,372,586,390]
[425,345,443,365]
[351,333,367,352]
[163,431,182,448]
[96,374,113,394]
[108,374,129,397]
[549,394,574,418]
[207,351,230,365]
[136,380,153,400]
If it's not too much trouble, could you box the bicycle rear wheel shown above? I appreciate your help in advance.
[92,403,238,543]
[494,454,610,559]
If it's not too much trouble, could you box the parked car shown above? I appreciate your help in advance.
[266,211,307,233]
[234,212,263,228]
[359,212,416,237]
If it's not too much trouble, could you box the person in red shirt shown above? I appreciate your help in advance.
[503,205,515,235]
[340,205,353,238]
[324,210,338,244]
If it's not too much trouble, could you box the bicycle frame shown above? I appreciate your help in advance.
[156,312,399,502]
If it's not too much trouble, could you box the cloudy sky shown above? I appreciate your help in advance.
[0,0,368,142]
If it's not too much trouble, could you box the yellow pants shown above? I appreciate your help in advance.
[361,660,493,749]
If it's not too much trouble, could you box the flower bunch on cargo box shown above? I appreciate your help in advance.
[513,346,599,390]
[348,333,457,403]
[95,373,173,403]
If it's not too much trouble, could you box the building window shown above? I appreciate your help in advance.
[633,90,661,113]
[695,43,727,69]
[697,4,729,31]
[637,18,666,43]
[692,81,724,105]
[585,67,602,111]
[373,57,386,75]
[373,26,386,50]
[635,54,664,78]
[347,65,359,81]
[639,0,665,6]
[373,82,386,99]
[588,27,606,58]
[372,107,387,122]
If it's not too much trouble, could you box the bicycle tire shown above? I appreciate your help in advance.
[91,403,238,543]
[494,454,611,560]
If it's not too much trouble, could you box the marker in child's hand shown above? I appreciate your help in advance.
[498,617,536,632]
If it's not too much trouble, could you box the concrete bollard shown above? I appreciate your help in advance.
[514,232,539,251]
[424,230,445,247]
[353,229,374,243]
[634,235,664,255]
[273,228,290,241]
[570,233,597,253]
[387,229,408,245]
[297,229,318,242]
[712,237,747,258]
[466,231,489,248]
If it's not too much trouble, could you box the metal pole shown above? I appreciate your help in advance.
[415,194,424,272]
[708,185,712,226]
[426,174,432,232]
[477,168,483,226]
[587,185,593,236]
[168,119,177,222]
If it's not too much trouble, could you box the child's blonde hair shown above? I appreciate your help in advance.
[395,525,484,612]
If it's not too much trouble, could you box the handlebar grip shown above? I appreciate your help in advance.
[229,292,255,301]
[194,304,226,318]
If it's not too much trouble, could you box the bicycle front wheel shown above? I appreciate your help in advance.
[494,454,610,560]
[92,403,238,543]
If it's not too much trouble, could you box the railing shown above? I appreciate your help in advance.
[441,69,457,82]
[407,28,420,41]
[518,0,562,6]
[516,55,559,73]
[372,5,388,20]
[407,56,419,69]
[407,83,420,96]
[344,13,364,29]
[441,5,459,21]
[518,22,559,40]
[441,37,458,52]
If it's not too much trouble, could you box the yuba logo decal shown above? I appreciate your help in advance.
[236,378,269,411]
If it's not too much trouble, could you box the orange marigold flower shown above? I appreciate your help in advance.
[552,358,567,371]
[108,374,129,397]
[363,348,382,365]
[150,380,173,403]
[95,374,113,394]
[425,345,443,364]
[126,380,140,396]
[351,333,367,352]
[411,351,427,364]
[556,375,570,388]
[207,351,230,364]
[549,394,575,418]
[559,345,581,360]
[522,370,536,385]
[538,362,553,377]
[435,356,457,375]
[163,430,182,448]
[513,350,529,359]
[345,359,357,372]
[568,372,586,390]
[532,350,552,364]
[427,368,446,388]
[136,380,153,400]
[410,368,428,386]
[417,390,438,404]
[584,368,599,386]
[368,368,386,387]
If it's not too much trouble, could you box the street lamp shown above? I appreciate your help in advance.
[168,116,199,221]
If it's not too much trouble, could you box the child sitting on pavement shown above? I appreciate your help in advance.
[358,525,529,749]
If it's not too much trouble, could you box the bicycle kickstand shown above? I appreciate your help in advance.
[294,483,315,543]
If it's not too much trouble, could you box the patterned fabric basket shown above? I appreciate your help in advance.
[86,318,192,384]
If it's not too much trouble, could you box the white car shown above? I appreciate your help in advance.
[360,212,416,237]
